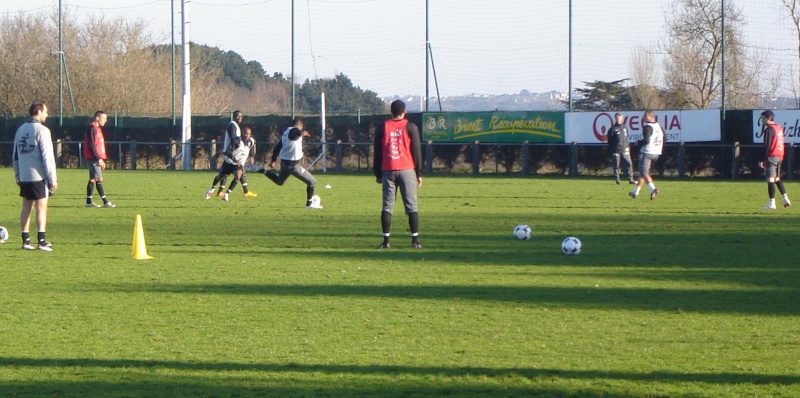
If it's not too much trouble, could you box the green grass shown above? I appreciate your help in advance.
[0,168,799,397]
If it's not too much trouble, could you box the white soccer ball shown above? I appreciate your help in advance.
[0,226,8,243]
[561,236,582,255]
[513,224,532,240]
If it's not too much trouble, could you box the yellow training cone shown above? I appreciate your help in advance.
[132,214,154,260]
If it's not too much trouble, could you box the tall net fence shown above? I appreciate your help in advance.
[4,0,800,112]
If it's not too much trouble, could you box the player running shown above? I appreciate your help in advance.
[206,127,257,201]
[258,117,322,209]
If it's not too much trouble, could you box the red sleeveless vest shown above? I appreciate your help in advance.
[83,121,107,160]
[767,123,785,160]
[381,119,415,171]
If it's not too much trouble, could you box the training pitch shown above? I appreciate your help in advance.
[0,168,798,397]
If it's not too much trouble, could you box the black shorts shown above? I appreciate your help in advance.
[220,162,240,176]
[19,180,50,200]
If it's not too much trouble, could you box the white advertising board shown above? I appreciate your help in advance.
[565,110,720,144]
[751,110,800,144]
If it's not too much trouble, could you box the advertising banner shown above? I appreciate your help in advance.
[422,112,564,143]
[751,110,800,144]
[565,110,720,144]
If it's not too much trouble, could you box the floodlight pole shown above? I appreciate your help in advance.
[291,0,296,118]
[721,0,726,111]
[58,0,63,127]
[425,0,429,112]
[180,0,192,170]
[321,92,327,173]
[171,0,176,128]
[568,0,573,112]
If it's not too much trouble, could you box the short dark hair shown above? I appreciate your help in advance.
[292,116,303,127]
[761,110,775,121]
[94,111,106,118]
[233,110,242,119]
[29,101,47,116]
[390,100,406,117]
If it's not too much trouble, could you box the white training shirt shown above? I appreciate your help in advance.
[279,127,304,161]
[222,121,241,152]
[642,122,665,155]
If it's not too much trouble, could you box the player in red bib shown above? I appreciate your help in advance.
[83,111,115,208]
[373,100,423,249]
[758,110,791,210]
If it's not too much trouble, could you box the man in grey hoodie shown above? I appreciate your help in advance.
[13,101,57,251]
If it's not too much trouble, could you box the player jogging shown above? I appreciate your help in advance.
[629,110,664,200]
[759,110,791,210]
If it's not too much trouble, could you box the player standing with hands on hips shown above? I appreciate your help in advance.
[629,110,664,200]
[13,101,57,251]
[373,100,423,249]
[759,110,791,210]
[83,111,115,208]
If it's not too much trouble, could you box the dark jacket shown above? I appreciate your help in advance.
[607,123,629,154]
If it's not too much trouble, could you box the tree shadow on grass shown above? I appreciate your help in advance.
[0,357,797,397]
[92,282,800,316]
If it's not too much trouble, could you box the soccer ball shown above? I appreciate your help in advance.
[0,226,8,243]
[513,224,532,240]
[561,236,582,255]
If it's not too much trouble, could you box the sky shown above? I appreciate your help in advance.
[1,0,798,99]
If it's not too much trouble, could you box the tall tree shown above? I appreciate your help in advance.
[780,0,800,108]
[568,79,633,111]
[629,45,667,110]
[297,73,385,115]
[661,0,762,109]
[0,8,293,116]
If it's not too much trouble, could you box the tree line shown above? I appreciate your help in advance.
[572,0,800,112]
[0,7,385,118]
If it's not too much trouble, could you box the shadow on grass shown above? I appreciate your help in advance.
[0,357,797,397]
[93,283,800,316]
[0,382,620,398]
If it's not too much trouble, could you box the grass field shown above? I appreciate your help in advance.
[0,168,799,397]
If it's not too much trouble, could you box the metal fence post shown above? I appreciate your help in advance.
[335,140,343,172]
[521,141,529,176]
[117,141,124,169]
[55,139,63,168]
[731,141,740,180]
[472,141,480,175]
[169,140,177,170]
[210,139,217,171]
[130,139,137,170]
[787,143,795,181]
[425,140,433,175]
[678,141,686,178]
[569,142,578,177]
